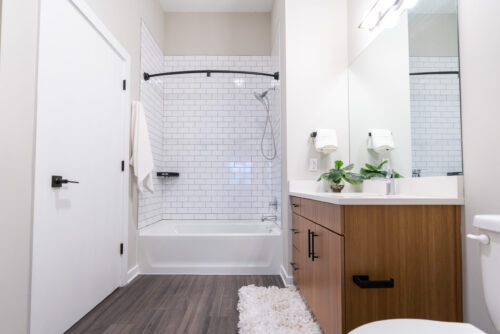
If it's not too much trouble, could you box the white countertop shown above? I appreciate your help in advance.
[289,190,464,205]
[289,176,465,205]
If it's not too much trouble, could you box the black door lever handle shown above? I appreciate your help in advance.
[52,175,79,188]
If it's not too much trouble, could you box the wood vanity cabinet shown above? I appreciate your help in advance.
[290,196,462,334]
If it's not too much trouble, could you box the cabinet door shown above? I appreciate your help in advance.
[292,215,313,300]
[292,243,302,288]
[344,205,462,332]
[291,196,301,215]
[299,218,315,308]
[292,213,307,253]
[312,224,344,334]
[300,198,344,235]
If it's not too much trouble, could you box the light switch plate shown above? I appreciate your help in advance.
[309,158,318,171]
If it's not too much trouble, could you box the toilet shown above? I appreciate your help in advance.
[350,215,500,334]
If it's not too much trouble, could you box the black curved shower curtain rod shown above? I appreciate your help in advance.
[143,70,280,81]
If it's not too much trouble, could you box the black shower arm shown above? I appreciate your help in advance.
[144,70,279,81]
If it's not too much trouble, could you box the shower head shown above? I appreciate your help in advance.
[253,92,265,103]
[253,88,274,103]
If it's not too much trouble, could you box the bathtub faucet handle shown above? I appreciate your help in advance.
[269,198,279,210]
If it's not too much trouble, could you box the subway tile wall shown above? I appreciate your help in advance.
[138,23,164,229]
[162,55,281,220]
[409,56,463,177]
[139,24,282,225]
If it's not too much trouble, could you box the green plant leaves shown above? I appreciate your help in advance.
[377,160,389,169]
[317,160,403,185]
[343,163,354,171]
[329,169,344,183]
[317,160,363,185]
[360,168,387,179]
[334,160,343,170]
[344,172,364,185]
[360,160,403,179]
[364,163,378,171]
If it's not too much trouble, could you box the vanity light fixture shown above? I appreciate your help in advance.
[359,0,418,31]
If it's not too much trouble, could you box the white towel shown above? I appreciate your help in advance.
[130,101,155,193]
[369,129,395,153]
[314,129,338,153]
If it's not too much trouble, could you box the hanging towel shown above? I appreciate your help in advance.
[368,129,395,153]
[130,101,155,193]
[314,129,338,153]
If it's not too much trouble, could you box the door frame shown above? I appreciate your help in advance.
[32,0,131,290]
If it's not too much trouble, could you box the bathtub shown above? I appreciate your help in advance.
[138,220,282,275]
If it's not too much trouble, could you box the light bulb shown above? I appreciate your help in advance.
[402,0,418,9]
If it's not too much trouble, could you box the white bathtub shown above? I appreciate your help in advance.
[138,220,282,275]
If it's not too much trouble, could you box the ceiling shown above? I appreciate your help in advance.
[410,0,457,14]
[160,0,274,13]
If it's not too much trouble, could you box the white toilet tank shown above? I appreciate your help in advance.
[471,215,500,331]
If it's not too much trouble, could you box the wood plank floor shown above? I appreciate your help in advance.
[66,275,284,334]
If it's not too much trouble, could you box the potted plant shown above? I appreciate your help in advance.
[360,160,403,179]
[317,160,364,193]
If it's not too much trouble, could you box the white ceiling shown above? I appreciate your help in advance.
[160,0,274,13]
[410,0,457,14]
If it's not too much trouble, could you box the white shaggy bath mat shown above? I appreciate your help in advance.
[237,285,322,334]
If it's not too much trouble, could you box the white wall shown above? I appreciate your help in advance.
[0,0,3,45]
[285,0,349,180]
[0,1,39,332]
[281,0,349,280]
[271,0,291,282]
[270,28,282,224]
[163,12,271,56]
[0,0,164,332]
[459,0,500,332]
[348,15,412,177]
[348,0,384,64]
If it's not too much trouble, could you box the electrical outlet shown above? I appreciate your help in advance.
[309,158,318,171]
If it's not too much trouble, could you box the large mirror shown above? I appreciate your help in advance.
[348,0,462,178]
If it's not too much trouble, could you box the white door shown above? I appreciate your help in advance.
[31,0,129,333]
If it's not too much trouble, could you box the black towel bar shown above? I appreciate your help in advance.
[157,172,180,177]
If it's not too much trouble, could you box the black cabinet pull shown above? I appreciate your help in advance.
[292,203,299,208]
[311,232,319,261]
[290,262,299,271]
[307,229,312,258]
[289,228,299,234]
[353,275,394,289]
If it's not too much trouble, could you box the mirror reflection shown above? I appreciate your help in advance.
[348,0,463,178]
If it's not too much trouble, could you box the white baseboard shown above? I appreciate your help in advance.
[125,265,139,285]
[280,264,294,286]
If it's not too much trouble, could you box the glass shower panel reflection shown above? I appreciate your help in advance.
[409,59,463,177]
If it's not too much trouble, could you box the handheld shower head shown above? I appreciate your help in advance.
[253,92,265,103]
[253,87,277,161]
[253,88,274,103]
